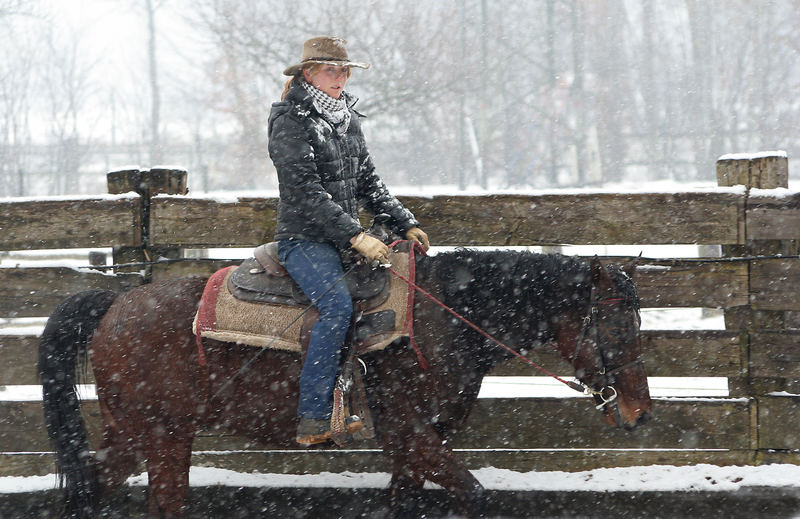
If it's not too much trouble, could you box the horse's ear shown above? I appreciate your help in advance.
[622,253,642,280]
[590,255,612,289]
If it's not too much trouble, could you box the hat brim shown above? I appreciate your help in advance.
[283,60,370,76]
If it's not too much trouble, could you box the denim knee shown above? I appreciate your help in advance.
[316,291,353,323]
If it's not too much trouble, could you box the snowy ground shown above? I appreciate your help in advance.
[4,464,800,495]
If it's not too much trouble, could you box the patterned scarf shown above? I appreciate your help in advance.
[302,81,351,135]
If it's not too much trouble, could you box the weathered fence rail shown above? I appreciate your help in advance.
[2,152,799,478]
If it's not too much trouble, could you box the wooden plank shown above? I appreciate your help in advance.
[163,257,747,310]
[0,256,747,318]
[491,330,741,378]
[190,448,754,475]
[453,398,752,450]
[149,196,278,248]
[147,193,744,248]
[150,259,238,282]
[634,261,748,308]
[757,395,800,450]
[641,330,742,377]
[0,449,756,478]
[0,196,141,250]
[0,336,39,385]
[455,449,755,473]
[1,330,737,389]
[747,192,800,240]
[0,268,143,318]
[751,258,800,310]
[0,401,101,452]
[0,329,739,389]
[399,193,744,246]
[497,255,747,309]
[489,330,743,377]
[757,450,800,466]
[0,453,58,477]
[0,335,96,385]
[146,256,751,309]
[147,256,749,310]
[0,398,752,453]
[750,331,800,378]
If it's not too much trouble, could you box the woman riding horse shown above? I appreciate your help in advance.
[269,35,430,445]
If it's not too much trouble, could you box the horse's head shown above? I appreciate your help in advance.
[566,257,652,431]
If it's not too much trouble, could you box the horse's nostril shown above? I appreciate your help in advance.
[627,410,652,431]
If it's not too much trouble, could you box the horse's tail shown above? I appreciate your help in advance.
[39,289,117,519]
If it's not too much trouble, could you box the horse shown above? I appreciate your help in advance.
[39,248,652,518]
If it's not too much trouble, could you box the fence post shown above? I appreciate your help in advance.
[107,167,188,280]
[716,151,796,464]
[717,152,791,396]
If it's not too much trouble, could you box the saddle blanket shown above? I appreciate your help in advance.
[192,241,423,359]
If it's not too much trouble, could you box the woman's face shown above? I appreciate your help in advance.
[304,65,350,99]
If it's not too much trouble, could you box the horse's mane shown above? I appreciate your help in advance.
[418,249,638,347]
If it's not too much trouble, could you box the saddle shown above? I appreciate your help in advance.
[227,242,392,312]
[193,239,426,446]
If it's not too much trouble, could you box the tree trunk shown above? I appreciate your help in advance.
[146,0,162,165]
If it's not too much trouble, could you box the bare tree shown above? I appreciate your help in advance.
[0,33,35,196]
[41,22,98,194]
[145,0,162,165]
[0,2,40,196]
[5,1,800,194]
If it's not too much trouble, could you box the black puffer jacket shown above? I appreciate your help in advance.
[268,82,418,249]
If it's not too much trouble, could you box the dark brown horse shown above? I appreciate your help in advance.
[39,249,652,518]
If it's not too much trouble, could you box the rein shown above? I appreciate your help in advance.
[387,267,588,395]
[388,266,643,407]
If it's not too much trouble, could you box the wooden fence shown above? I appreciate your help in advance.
[2,153,800,479]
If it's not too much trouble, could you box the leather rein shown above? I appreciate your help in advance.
[387,267,643,405]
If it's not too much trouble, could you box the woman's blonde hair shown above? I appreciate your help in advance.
[280,64,352,100]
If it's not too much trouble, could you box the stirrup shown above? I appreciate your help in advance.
[296,416,363,446]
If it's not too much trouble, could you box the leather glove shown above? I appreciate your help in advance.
[405,226,430,251]
[350,232,390,263]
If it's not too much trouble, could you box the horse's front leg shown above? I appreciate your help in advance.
[383,411,487,518]
[388,466,426,518]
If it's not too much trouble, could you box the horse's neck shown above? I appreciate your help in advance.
[417,253,589,371]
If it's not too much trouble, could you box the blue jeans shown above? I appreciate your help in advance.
[278,239,353,420]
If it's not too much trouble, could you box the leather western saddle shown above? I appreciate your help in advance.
[227,242,392,312]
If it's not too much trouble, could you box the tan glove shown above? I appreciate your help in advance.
[405,226,430,251]
[350,232,390,263]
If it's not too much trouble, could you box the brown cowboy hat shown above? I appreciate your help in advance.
[283,36,370,76]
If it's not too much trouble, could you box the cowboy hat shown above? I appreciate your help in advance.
[283,36,370,76]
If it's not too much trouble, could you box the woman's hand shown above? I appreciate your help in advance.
[350,232,390,263]
[405,227,430,251]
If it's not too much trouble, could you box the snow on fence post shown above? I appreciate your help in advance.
[716,151,788,190]
[107,166,188,280]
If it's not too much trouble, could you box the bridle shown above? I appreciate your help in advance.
[571,291,644,413]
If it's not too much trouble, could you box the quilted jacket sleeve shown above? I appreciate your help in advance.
[356,145,419,237]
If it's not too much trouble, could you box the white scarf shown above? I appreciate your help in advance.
[302,81,351,135]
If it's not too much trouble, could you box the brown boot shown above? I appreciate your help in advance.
[296,416,364,446]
